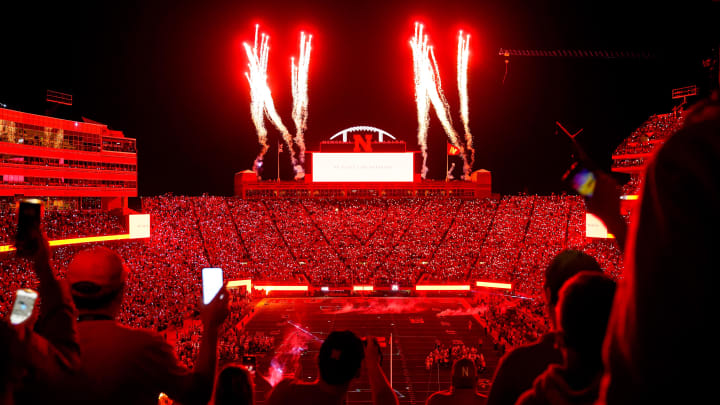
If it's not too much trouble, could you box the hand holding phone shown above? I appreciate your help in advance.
[562,161,597,198]
[202,268,224,305]
[363,336,383,365]
[10,289,38,325]
[15,199,44,258]
[200,273,229,329]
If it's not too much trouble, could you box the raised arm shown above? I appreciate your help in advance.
[365,336,399,405]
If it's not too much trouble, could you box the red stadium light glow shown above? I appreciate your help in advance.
[475,281,512,290]
[0,233,148,253]
[254,285,309,294]
[415,284,470,291]
[0,214,151,253]
[352,285,374,291]
[227,279,252,291]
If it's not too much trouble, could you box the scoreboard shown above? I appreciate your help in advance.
[312,153,414,182]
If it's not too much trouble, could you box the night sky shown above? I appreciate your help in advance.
[2,0,718,196]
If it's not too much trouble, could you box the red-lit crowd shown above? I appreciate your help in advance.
[425,341,486,373]
[1,195,622,338]
[0,194,624,403]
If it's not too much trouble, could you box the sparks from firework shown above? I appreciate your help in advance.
[243,26,270,173]
[291,32,312,177]
[243,25,300,177]
[410,23,431,178]
[457,31,474,169]
[410,23,471,179]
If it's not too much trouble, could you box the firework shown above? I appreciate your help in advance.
[410,23,470,179]
[243,25,299,177]
[457,31,474,169]
[291,32,312,177]
[410,23,431,178]
[243,26,270,174]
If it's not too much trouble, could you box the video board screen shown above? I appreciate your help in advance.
[312,153,414,182]
[129,214,151,239]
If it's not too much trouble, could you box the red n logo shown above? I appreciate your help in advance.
[353,134,373,152]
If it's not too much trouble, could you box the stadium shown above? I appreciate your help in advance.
[1,1,718,405]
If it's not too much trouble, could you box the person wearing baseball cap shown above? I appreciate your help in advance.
[66,246,129,317]
[426,358,484,404]
[49,246,229,405]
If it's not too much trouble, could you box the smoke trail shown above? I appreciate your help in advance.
[447,162,456,180]
[291,32,312,178]
[262,321,321,387]
[457,31,474,170]
[435,306,487,317]
[243,25,300,178]
[330,300,427,314]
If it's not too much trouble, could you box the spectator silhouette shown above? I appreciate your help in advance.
[47,246,229,405]
[266,331,397,405]
[7,227,80,404]
[516,271,616,405]
[426,358,485,405]
[212,364,254,405]
[487,249,602,405]
[599,90,720,404]
[1,322,16,404]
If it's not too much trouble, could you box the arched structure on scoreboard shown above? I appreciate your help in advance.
[328,126,397,142]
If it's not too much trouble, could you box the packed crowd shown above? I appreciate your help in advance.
[0,193,623,376]
[174,289,256,368]
[425,341,486,373]
[475,294,550,355]
[0,205,125,245]
[1,195,623,314]
[0,193,625,392]
[612,111,684,159]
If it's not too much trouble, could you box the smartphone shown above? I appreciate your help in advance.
[202,268,223,305]
[10,288,38,325]
[15,199,44,256]
[562,161,597,197]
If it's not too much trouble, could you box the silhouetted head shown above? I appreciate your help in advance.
[543,249,602,326]
[318,330,364,386]
[0,324,11,399]
[66,246,128,314]
[556,271,617,364]
[213,364,254,405]
[451,358,477,389]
